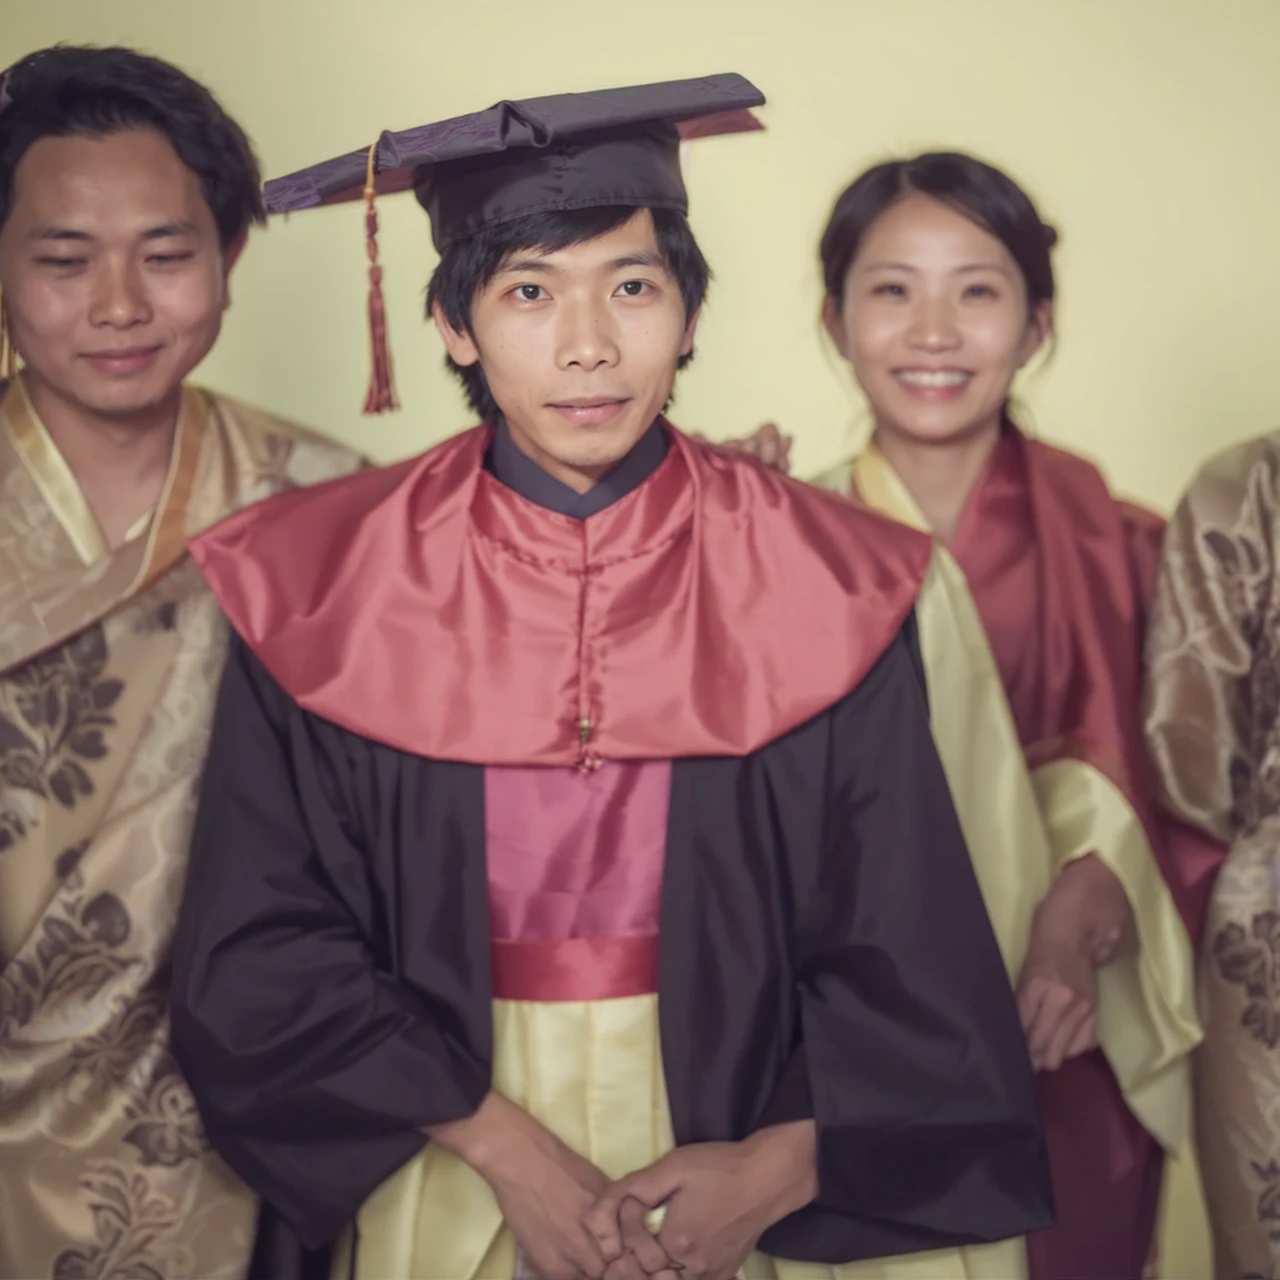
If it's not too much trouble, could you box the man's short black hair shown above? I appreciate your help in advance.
[0,44,264,250]
[425,205,711,422]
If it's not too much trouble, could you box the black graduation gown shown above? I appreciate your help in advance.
[171,614,1052,1279]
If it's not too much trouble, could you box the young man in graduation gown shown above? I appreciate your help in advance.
[0,45,361,1279]
[171,75,1054,1280]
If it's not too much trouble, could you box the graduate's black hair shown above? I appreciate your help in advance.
[426,205,710,422]
[0,44,265,250]
[819,151,1057,314]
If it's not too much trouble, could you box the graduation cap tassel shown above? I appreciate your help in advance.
[361,142,398,415]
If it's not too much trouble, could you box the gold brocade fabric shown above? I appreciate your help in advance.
[0,375,361,1280]
[1144,433,1280,1278]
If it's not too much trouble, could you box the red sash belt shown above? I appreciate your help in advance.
[490,934,659,1002]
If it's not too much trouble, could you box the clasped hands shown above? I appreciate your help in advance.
[429,1096,817,1280]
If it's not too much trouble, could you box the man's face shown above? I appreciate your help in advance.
[436,210,699,493]
[0,129,237,421]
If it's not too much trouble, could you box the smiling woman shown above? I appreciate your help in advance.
[805,152,1209,1280]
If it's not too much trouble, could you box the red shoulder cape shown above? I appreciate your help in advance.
[190,423,932,766]
[981,432,1223,937]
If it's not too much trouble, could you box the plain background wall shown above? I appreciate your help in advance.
[6,0,1280,508]
[8,2,1276,1273]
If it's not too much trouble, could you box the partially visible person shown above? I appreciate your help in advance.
[741,152,1206,1280]
[0,45,360,1278]
[1144,438,1280,1279]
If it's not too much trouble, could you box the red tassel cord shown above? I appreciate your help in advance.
[361,143,398,415]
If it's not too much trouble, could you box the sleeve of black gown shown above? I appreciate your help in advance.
[755,618,933,1133]
[759,620,1054,1260]
[171,634,490,1250]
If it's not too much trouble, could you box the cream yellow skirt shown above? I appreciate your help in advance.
[336,995,1023,1280]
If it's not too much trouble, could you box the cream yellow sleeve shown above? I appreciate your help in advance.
[1028,760,1201,1154]
[913,549,1054,973]
[915,549,1200,1156]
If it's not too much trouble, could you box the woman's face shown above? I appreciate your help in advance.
[826,193,1051,448]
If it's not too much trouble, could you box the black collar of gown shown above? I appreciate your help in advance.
[485,417,669,519]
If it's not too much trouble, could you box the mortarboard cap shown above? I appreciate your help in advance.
[263,73,765,415]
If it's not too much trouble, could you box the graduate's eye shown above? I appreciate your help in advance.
[614,279,652,298]
[964,282,999,299]
[146,252,196,267]
[36,256,88,271]
[871,282,907,298]
[512,284,548,302]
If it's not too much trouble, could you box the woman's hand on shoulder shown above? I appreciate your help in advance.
[690,423,793,474]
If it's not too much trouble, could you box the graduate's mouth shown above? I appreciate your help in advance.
[82,346,164,376]
[547,396,631,426]
[893,367,973,401]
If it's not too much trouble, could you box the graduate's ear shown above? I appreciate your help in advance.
[220,233,249,313]
[1018,299,1054,368]
[821,294,849,360]
[679,305,702,359]
[431,299,481,367]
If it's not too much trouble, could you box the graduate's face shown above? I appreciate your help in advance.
[435,210,698,493]
[0,129,239,421]
[825,194,1051,449]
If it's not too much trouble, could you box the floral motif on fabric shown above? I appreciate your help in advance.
[0,862,137,1035]
[1214,912,1280,1049]
[0,623,122,852]
[51,1165,179,1280]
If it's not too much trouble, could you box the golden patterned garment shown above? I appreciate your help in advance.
[0,375,361,1280]
[1144,433,1280,1280]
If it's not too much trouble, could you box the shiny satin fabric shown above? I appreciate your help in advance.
[827,430,1203,1280]
[0,375,204,674]
[485,758,669,1000]
[347,724,1035,1278]
[0,376,362,1280]
[908,551,1199,1149]
[173,618,1052,1271]
[343,993,1027,1280]
[1143,434,1280,1279]
[945,430,1220,937]
[189,422,932,767]
[486,760,669,943]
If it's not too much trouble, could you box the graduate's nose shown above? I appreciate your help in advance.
[88,256,154,330]
[555,296,620,371]
[906,295,961,351]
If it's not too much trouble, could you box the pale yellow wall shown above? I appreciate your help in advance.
[3,2,1264,1273]
[6,0,1280,510]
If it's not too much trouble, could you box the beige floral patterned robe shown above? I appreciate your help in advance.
[1145,433,1280,1280]
[0,375,361,1280]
